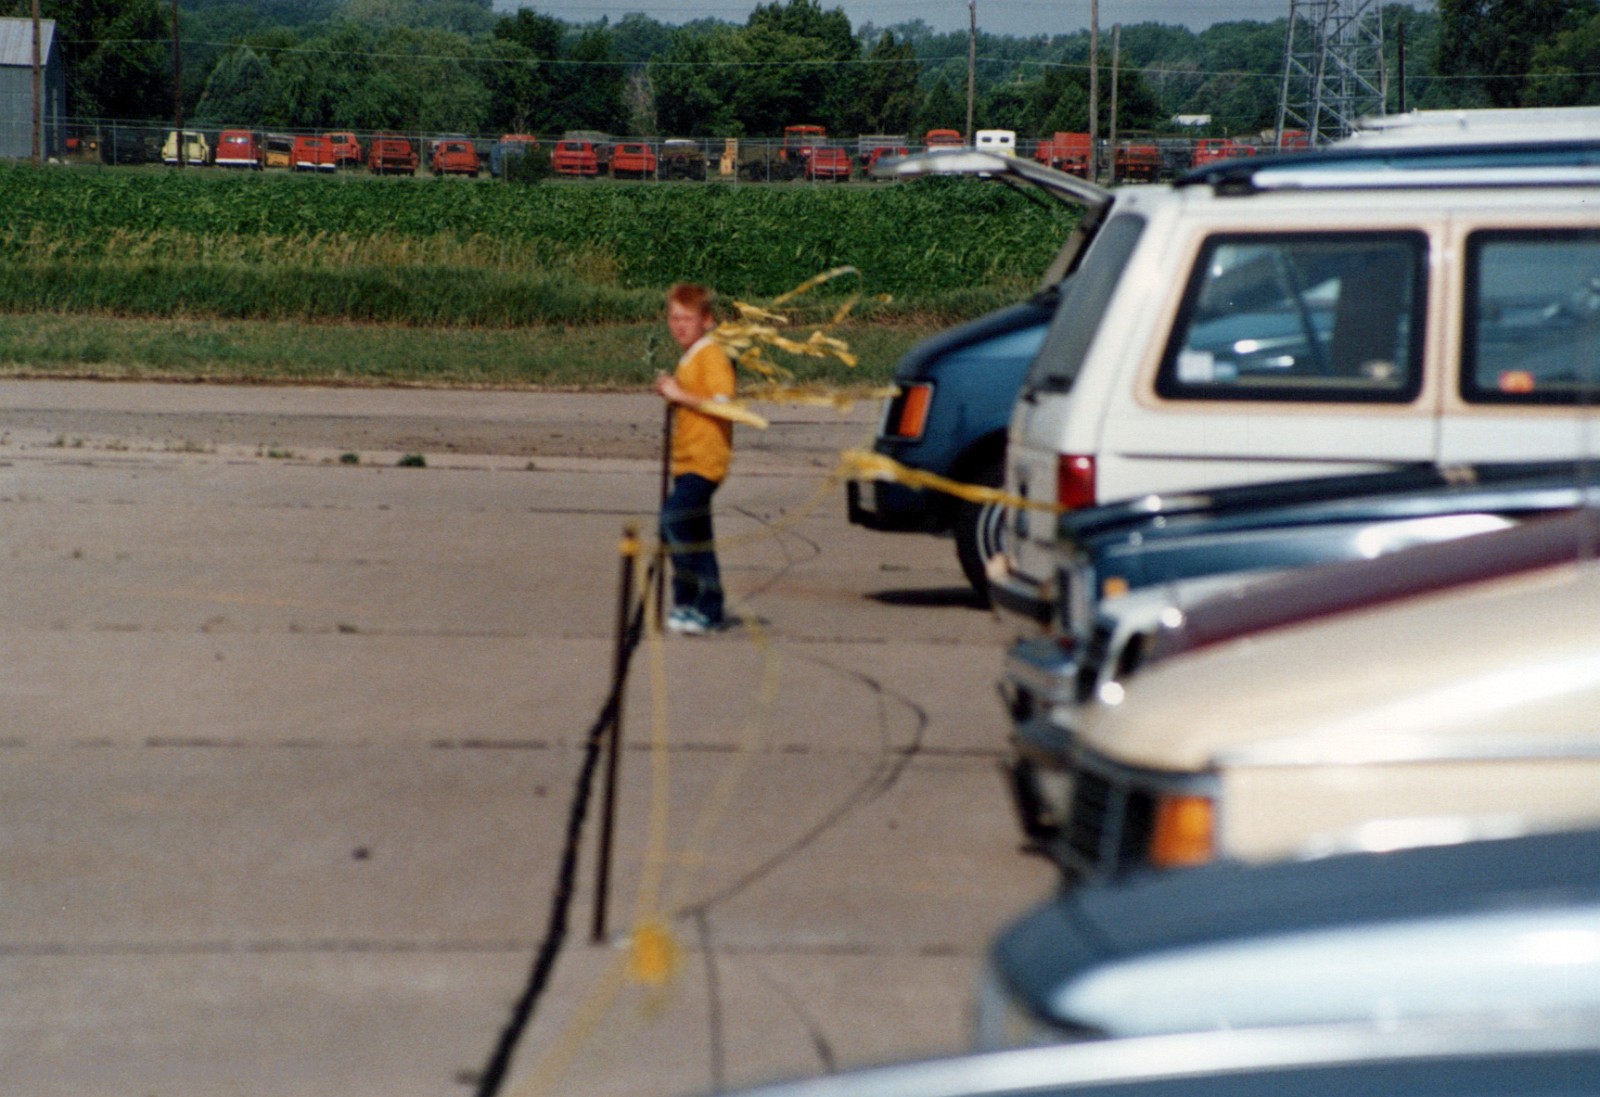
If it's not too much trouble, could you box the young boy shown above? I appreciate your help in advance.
[654,283,736,635]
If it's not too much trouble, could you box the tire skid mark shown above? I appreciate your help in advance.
[674,650,927,921]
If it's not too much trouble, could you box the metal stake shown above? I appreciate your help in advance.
[591,522,640,944]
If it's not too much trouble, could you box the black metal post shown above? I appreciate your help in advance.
[591,521,640,944]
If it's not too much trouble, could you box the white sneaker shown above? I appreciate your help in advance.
[667,608,718,635]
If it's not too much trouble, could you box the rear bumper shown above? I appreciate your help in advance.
[990,567,1053,627]
[846,479,948,534]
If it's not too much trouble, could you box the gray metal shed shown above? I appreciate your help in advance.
[0,17,65,160]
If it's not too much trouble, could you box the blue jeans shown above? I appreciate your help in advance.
[661,473,724,623]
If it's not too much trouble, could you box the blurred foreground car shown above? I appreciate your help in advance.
[978,829,1600,1049]
[1053,522,1600,882]
[701,1020,1600,1097]
[1000,463,1600,844]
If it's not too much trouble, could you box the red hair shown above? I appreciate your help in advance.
[667,283,715,319]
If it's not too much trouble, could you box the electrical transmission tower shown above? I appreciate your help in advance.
[1275,0,1388,146]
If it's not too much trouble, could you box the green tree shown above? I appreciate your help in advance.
[1435,0,1593,107]
[853,30,919,133]
[650,25,738,136]
[547,26,625,132]
[487,10,562,132]
[981,76,1036,132]
[611,12,674,64]
[731,0,861,134]
[192,45,275,124]
[1525,9,1600,104]
[45,0,170,119]
[916,74,964,136]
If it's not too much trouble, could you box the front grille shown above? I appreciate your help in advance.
[1058,764,1158,881]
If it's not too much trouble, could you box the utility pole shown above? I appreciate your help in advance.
[30,0,41,166]
[965,1,977,144]
[1395,21,1408,115]
[172,0,184,168]
[1088,0,1099,182]
[1109,24,1120,184]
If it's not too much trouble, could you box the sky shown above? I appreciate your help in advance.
[496,1,1427,36]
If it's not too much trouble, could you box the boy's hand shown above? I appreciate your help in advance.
[655,372,691,406]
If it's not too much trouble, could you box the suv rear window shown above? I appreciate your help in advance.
[1464,229,1600,404]
[1028,213,1147,392]
[1157,232,1427,403]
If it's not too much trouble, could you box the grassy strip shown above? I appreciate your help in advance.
[0,258,1024,328]
[0,313,943,388]
[1,165,1076,308]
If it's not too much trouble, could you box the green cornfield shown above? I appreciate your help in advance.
[0,164,1077,327]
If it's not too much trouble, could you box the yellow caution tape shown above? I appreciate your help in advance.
[713,266,886,381]
[694,399,770,429]
[838,448,1064,513]
[744,383,898,411]
[627,920,682,988]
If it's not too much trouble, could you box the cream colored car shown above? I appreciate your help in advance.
[1054,550,1600,882]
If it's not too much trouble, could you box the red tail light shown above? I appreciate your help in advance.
[1057,455,1096,509]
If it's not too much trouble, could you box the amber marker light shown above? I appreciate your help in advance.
[1149,794,1216,868]
[889,383,933,439]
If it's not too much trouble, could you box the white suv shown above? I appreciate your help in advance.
[884,106,1600,626]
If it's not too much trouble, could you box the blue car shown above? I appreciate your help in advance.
[846,292,1054,599]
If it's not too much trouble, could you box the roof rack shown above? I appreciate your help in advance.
[1180,139,1600,194]
[1345,106,1600,147]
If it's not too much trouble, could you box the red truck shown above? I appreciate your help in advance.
[552,132,612,176]
[291,134,337,172]
[214,129,262,170]
[777,124,826,179]
[924,128,964,149]
[857,135,909,174]
[610,142,657,177]
[805,145,852,181]
[1190,137,1257,169]
[430,138,480,177]
[368,135,418,175]
[1113,141,1161,182]
[325,131,364,168]
[1033,131,1092,177]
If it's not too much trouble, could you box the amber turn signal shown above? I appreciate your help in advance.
[1149,795,1216,868]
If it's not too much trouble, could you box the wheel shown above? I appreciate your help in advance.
[954,455,1007,603]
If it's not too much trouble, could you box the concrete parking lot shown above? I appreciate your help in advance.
[0,382,1054,1097]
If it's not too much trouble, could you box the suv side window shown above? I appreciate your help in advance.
[1464,230,1600,404]
[1157,232,1427,403]
[1027,213,1148,393]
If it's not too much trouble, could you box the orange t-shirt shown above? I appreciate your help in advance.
[671,336,736,482]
